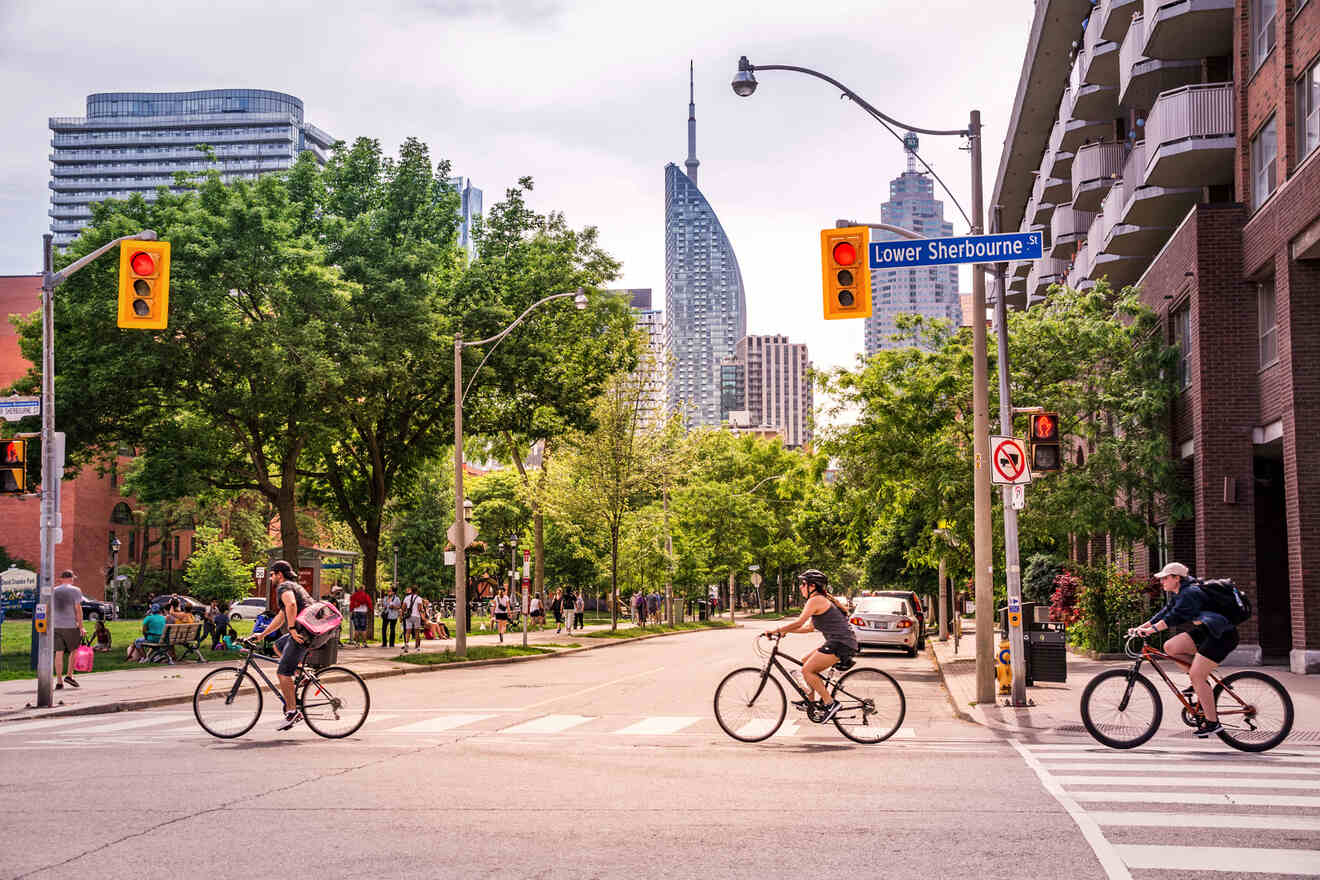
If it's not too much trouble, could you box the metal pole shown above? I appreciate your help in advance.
[453,335,467,657]
[663,487,674,627]
[36,235,55,708]
[728,570,735,625]
[938,555,948,641]
[968,110,996,706]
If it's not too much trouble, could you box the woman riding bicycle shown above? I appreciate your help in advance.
[764,569,857,723]
[1132,561,1235,738]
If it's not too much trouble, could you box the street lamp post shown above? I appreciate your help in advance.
[453,288,587,657]
[732,57,995,705]
[109,535,121,614]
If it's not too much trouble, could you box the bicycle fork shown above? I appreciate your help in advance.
[1117,659,1144,712]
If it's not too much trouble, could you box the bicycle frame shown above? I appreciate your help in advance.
[1123,641,1254,721]
[209,647,306,711]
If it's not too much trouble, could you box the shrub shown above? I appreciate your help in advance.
[1070,565,1157,654]
[1049,569,1083,626]
[182,527,251,606]
[1022,553,1066,605]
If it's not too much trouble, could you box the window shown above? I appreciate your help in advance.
[1252,116,1278,209]
[1253,0,1276,68]
[1299,59,1320,162]
[1173,304,1192,389]
[1258,278,1278,368]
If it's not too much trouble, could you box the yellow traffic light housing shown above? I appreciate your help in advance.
[820,227,871,320]
[1,439,26,493]
[117,240,170,330]
[1029,412,1062,473]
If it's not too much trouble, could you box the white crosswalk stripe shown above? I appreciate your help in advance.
[1014,740,1320,879]
[499,714,593,735]
[612,716,702,736]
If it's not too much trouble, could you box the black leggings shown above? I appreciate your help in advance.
[381,618,397,646]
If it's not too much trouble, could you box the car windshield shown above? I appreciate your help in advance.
[854,597,908,615]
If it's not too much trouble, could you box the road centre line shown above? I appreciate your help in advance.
[514,666,666,711]
[1055,775,1320,790]
[1071,790,1320,807]
[1089,811,1320,831]
[1115,844,1320,875]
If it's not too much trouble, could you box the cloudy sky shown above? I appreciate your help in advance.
[0,0,1033,377]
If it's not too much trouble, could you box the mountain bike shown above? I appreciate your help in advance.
[713,634,906,744]
[1080,634,1293,752]
[193,639,370,739]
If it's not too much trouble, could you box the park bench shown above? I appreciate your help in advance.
[142,622,205,664]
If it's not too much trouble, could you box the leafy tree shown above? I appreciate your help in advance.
[182,526,251,605]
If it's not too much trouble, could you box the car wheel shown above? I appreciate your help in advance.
[230,613,243,622]
[88,611,102,621]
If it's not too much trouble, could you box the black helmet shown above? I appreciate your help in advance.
[796,569,828,588]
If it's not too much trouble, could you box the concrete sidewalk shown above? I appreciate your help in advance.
[929,620,1320,739]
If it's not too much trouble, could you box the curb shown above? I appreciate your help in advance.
[0,623,739,723]
[925,641,977,725]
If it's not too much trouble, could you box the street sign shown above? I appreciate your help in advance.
[1010,483,1026,510]
[869,231,1044,270]
[989,436,1031,485]
[446,521,468,548]
[444,550,456,566]
[0,397,39,422]
[750,572,763,587]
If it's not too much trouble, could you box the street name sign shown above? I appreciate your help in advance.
[0,396,39,421]
[869,231,1044,270]
[989,436,1031,486]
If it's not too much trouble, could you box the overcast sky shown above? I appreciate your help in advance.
[0,0,1032,380]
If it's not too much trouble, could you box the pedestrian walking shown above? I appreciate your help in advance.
[493,587,511,642]
[573,591,585,631]
[210,602,229,650]
[530,593,543,630]
[51,570,85,689]
[401,585,424,653]
[203,600,220,646]
[349,584,373,645]
[648,591,661,626]
[552,588,565,633]
[381,588,401,647]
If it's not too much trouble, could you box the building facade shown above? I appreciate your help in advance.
[49,89,336,247]
[994,0,1320,673]
[450,176,483,261]
[664,68,748,430]
[616,288,668,430]
[736,335,813,450]
[865,136,963,355]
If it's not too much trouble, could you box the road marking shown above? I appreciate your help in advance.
[1029,743,1320,757]
[71,715,190,734]
[614,716,702,736]
[1029,750,1320,763]
[1115,844,1320,875]
[499,714,594,735]
[1011,740,1133,880]
[1090,811,1320,831]
[386,714,494,733]
[1044,762,1319,776]
[1055,775,1320,790]
[0,716,130,735]
[515,666,666,711]
[1071,790,1320,807]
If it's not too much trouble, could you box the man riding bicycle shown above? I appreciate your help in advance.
[1132,561,1236,738]
[248,560,313,731]
[764,569,858,723]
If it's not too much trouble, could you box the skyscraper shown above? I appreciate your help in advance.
[48,89,336,247]
[863,133,962,355]
[664,64,747,429]
[614,288,668,430]
[736,335,813,450]
[449,176,483,261]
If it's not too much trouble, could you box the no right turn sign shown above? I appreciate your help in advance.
[990,436,1032,486]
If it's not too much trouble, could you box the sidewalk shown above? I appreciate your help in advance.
[0,618,712,722]
[929,621,1320,738]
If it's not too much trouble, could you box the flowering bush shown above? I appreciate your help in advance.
[1049,569,1083,626]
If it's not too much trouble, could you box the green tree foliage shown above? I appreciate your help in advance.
[182,526,251,605]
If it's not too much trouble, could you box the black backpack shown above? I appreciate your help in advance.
[1196,578,1252,625]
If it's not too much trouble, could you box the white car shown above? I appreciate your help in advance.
[228,597,270,620]
[849,596,919,656]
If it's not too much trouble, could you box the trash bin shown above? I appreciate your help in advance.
[698,600,709,621]
[997,603,1067,684]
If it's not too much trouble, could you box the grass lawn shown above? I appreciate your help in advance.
[393,645,553,665]
[745,609,800,620]
[581,621,734,639]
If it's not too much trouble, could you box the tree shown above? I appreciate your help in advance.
[182,526,251,605]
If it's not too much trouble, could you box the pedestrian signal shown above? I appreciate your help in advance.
[117,240,170,330]
[1029,412,1061,472]
[1,439,26,493]
[820,227,872,320]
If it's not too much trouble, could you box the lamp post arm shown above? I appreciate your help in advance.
[48,230,157,289]
[460,288,583,405]
[835,220,923,241]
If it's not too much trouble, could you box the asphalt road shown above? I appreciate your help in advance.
[2,626,1317,880]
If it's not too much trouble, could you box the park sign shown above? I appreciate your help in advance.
[869,231,1043,270]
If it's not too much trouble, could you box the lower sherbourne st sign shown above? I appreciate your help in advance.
[870,231,1044,270]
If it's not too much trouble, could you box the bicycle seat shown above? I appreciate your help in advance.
[836,656,857,672]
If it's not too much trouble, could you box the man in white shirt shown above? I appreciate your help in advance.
[51,570,85,689]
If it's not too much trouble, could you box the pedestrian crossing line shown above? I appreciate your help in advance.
[1029,750,1320,763]
[1044,762,1320,776]
[612,716,704,736]
[1089,811,1320,832]
[385,714,494,733]
[1071,790,1320,808]
[499,714,593,735]
[1114,844,1320,876]
[0,715,139,735]
[1028,743,1320,757]
[72,715,191,734]
[1056,775,1320,790]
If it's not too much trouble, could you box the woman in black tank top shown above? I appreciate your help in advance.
[765,569,858,723]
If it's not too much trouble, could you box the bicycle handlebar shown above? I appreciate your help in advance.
[1123,632,1147,659]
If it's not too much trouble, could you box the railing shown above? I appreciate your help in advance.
[1122,139,1147,191]
[1072,141,1126,202]
[1051,203,1097,243]
[49,112,301,128]
[1144,82,1234,164]
[1039,256,1070,282]
[52,130,292,147]
[1119,14,1146,100]
[1082,17,1115,82]
[50,145,289,162]
[1069,242,1091,287]
[1088,212,1108,257]
[1101,178,1126,242]
[1048,119,1065,158]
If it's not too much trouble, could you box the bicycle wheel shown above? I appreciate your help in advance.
[298,665,370,738]
[193,666,262,739]
[1214,671,1294,752]
[1080,668,1162,748]
[830,667,905,744]
[714,667,786,742]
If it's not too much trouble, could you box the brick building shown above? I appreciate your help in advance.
[994,0,1320,672]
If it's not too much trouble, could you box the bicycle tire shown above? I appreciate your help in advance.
[714,667,786,742]
[193,666,262,739]
[298,665,370,738]
[1080,668,1162,749]
[830,667,905,744]
[1213,670,1294,752]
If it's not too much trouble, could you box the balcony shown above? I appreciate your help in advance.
[1068,241,1092,288]
[1030,256,1070,297]
[1143,82,1234,188]
[1142,0,1234,59]
[1072,141,1127,211]
[1118,139,1201,228]
[1060,78,1115,153]
[1046,121,1074,179]
[1118,14,1201,110]
[1051,203,1098,258]
[1082,19,1121,86]
[1043,174,1072,204]
[1098,0,1143,43]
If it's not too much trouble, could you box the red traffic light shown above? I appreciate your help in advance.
[130,251,155,276]
[1030,413,1058,441]
[831,241,857,266]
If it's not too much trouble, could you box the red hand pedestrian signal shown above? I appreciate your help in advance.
[0,440,26,493]
[1029,412,1061,472]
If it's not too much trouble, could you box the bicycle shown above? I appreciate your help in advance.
[713,634,906,744]
[193,639,371,739]
[1080,634,1293,752]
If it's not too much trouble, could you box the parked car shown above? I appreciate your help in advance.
[80,597,117,621]
[228,597,270,620]
[848,595,920,656]
[149,594,208,616]
[872,590,926,650]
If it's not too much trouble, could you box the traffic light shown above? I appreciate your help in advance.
[0,440,25,494]
[820,226,872,320]
[1029,412,1062,472]
[117,240,170,330]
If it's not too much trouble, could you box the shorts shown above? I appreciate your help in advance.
[819,640,858,666]
[275,633,310,676]
[1191,626,1239,664]
[54,627,82,653]
[404,617,421,634]
[495,612,509,621]
[351,612,367,631]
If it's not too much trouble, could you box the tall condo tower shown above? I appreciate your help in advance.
[664,63,747,429]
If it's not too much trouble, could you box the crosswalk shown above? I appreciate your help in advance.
[1014,740,1320,878]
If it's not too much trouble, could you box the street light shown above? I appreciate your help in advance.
[453,288,588,657]
[109,535,121,614]
[732,55,995,705]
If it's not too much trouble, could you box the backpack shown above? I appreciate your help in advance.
[295,600,344,649]
[1196,578,1252,625]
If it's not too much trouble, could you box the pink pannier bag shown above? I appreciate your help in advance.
[72,643,95,673]
[295,601,343,649]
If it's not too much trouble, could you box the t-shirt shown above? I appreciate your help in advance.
[277,583,311,621]
[403,594,423,619]
[172,611,196,624]
[384,596,402,619]
[142,613,167,641]
[51,583,83,628]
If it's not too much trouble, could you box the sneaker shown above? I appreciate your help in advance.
[56,681,63,689]
[1181,685,1196,698]
[276,710,303,731]
[791,699,815,712]
[1194,719,1224,738]
[819,701,842,723]
[64,676,79,688]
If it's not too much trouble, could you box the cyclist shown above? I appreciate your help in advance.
[764,569,857,723]
[1132,561,1235,737]
[246,559,313,731]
